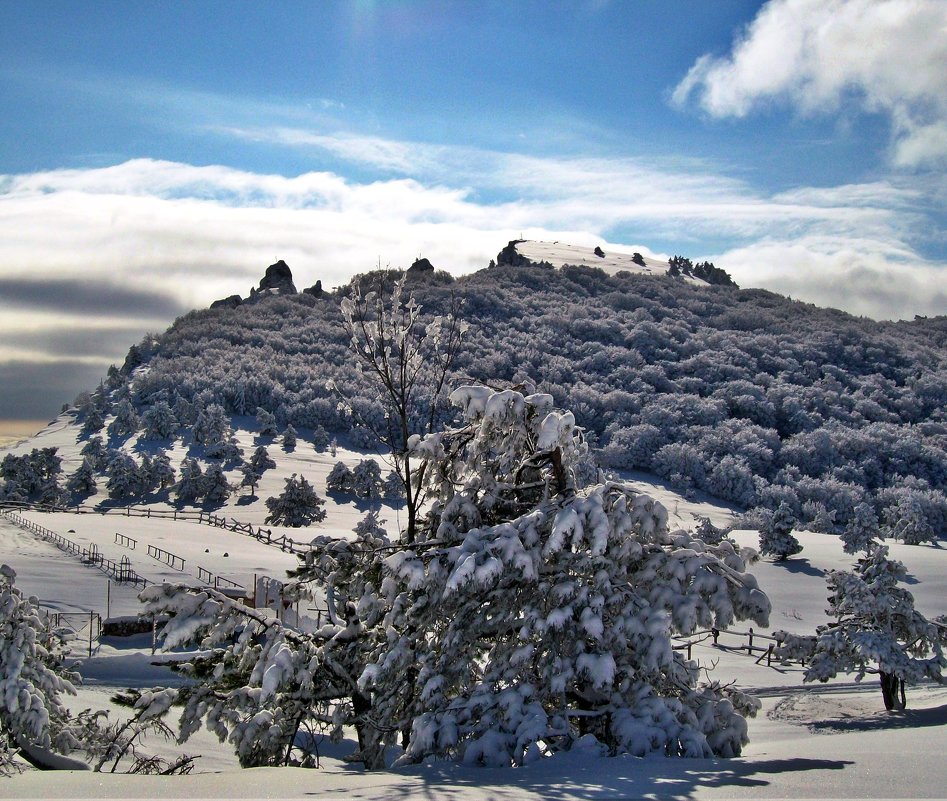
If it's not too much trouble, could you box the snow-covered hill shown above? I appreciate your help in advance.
[508,239,716,285]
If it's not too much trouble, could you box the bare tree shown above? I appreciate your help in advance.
[335,274,466,542]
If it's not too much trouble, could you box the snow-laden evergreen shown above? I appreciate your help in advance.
[775,544,947,710]
[0,564,80,773]
[758,502,802,561]
[841,501,880,554]
[139,384,770,771]
[264,474,326,527]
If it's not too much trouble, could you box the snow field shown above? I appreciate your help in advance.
[2,415,947,798]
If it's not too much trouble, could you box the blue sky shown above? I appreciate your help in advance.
[1,0,945,422]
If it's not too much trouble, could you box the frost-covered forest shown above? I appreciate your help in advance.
[63,254,945,543]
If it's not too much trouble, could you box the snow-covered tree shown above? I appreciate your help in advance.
[335,275,466,542]
[353,509,387,539]
[841,501,881,555]
[141,401,178,440]
[256,407,278,437]
[106,453,144,500]
[79,436,106,469]
[193,403,230,446]
[884,493,937,546]
[265,474,326,527]
[281,425,297,451]
[203,463,232,505]
[147,449,176,491]
[239,465,261,496]
[81,406,105,436]
[205,435,243,464]
[0,564,81,773]
[295,385,770,767]
[382,470,404,500]
[0,449,63,507]
[248,445,276,473]
[325,462,353,494]
[175,459,205,503]
[107,399,140,439]
[65,458,98,499]
[311,425,330,453]
[758,501,802,561]
[692,515,729,546]
[775,545,947,711]
[350,459,383,499]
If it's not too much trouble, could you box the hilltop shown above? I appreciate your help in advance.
[3,245,944,541]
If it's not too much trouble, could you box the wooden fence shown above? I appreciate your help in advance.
[0,500,310,555]
[674,626,804,668]
[3,509,149,588]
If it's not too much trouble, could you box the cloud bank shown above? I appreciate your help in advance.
[672,0,947,168]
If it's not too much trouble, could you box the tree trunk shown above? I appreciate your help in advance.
[879,672,906,711]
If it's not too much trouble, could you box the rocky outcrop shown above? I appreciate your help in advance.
[257,259,297,294]
[495,240,530,267]
[303,280,324,297]
[408,257,435,274]
[210,294,243,310]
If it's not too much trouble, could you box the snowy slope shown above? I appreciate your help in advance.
[513,240,709,285]
[3,415,947,798]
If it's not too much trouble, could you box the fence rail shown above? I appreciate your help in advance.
[146,543,185,571]
[114,532,137,549]
[197,565,245,592]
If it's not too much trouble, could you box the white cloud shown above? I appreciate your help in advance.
[673,0,947,167]
[719,237,947,320]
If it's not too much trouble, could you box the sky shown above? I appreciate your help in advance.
[1,0,946,423]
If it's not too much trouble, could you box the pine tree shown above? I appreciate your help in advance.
[841,501,880,555]
[81,406,105,436]
[203,463,232,505]
[79,436,106,470]
[106,453,144,500]
[281,425,297,451]
[141,401,178,440]
[148,449,176,490]
[175,459,205,503]
[350,459,383,499]
[249,445,276,473]
[239,465,261,496]
[325,462,353,494]
[65,458,98,499]
[885,493,936,545]
[255,407,278,437]
[265,474,326,527]
[107,399,140,439]
[758,502,802,561]
[137,386,771,771]
[0,564,82,772]
[193,403,230,446]
[776,544,947,711]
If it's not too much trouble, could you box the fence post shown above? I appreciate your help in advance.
[712,628,719,646]
[88,611,94,658]
[747,627,754,654]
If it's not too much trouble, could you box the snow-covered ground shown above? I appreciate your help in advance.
[2,417,946,798]
[514,240,710,285]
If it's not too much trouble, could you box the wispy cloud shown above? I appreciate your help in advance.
[672,0,947,168]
